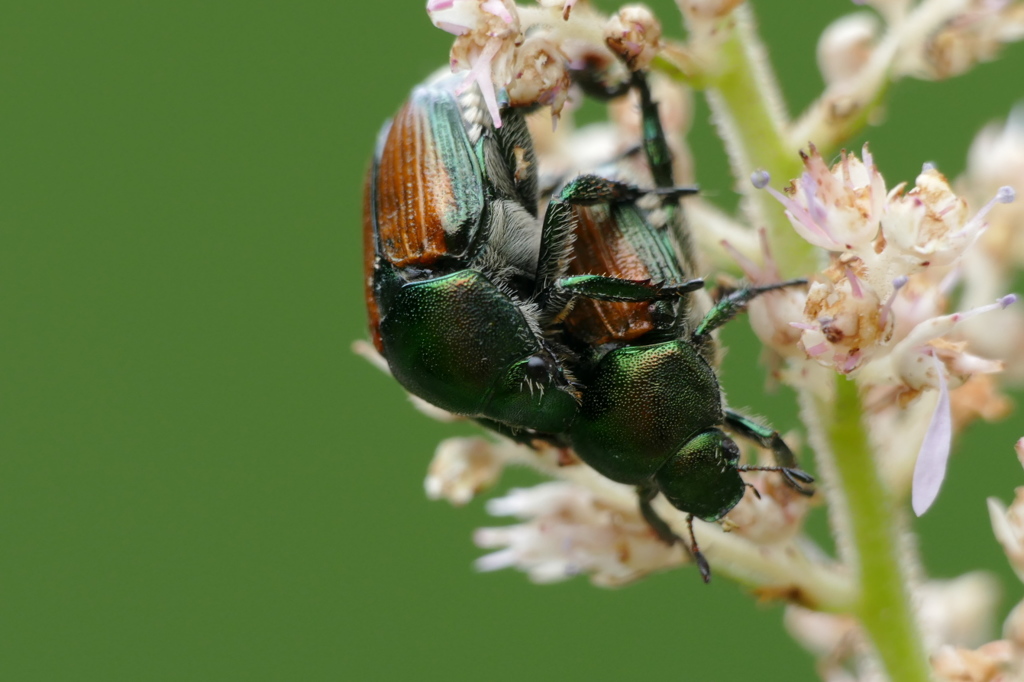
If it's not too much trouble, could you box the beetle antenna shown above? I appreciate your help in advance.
[686,514,711,583]
[738,465,816,496]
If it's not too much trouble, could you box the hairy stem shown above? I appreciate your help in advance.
[802,378,932,682]
[665,6,818,275]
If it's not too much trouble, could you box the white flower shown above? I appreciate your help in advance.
[987,439,1024,582]
[428,0,522,127]
[427,0,631,128]
[963,106,1024,264]
[722,463,812,544]
[882,170,1014,270]
[918,572,1002,650]
[425,437,506,505]
[930,642,1013,681]
[474,482,687,586]
[504,35,572,119]
[758,146,1017,512]
[957,107,1024,380]
[764,144,886,254]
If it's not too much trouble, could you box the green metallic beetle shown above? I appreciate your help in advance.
[363,71,693,436]
[555,73,814,582]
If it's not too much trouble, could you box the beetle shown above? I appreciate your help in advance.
[363,71,691,436]
[554,72,815,582]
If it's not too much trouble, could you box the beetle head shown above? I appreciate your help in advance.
[654,429,747,523]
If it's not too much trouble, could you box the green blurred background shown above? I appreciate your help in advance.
[4,1,1024,679]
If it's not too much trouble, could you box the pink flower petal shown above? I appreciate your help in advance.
[912,355,952,516]
[481,0,513,23]
[805,341,830,357]
[426,0,455,10]
[435,20,471,35]
[845,267,863,299]
[765,186,840,250]
[455,38,503,128]
[842,350,862,373]
[801,172,830,230]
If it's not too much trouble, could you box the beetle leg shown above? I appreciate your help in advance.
[571,66,633,102]
[535,174,696,304]
[553,173,696,207]
[637,486,712,583]
[637,485,682,545]
[724,409,816,496]
[686,514,712,584]
[556,174,647,205]
[555,274,704,302]
[473,418,569,450]
[631,71,674,190]
[692,279,808,340]
[627,70,707,288]
[535,174,639,296]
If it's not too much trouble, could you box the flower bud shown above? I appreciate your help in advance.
[817,13,880,85]
[988,485,1024,583]
[963,106,1024,266]
[425,437,505,505]
[1003,599,1024,649]
[918,572,1001,648]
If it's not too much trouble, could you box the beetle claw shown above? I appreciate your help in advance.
[782,468,816,496]
[686,514,712,583]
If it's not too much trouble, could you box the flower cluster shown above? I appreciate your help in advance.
[749,146,1017,513]
[426,0,662,126]
[387,1,1024,680]
[474,482,688,586]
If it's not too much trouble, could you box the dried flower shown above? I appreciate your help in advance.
[604,5,662,71]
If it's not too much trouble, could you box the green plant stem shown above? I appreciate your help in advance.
[670,7,818,275]
[811,379,932,682]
